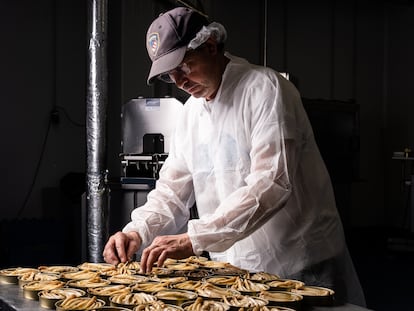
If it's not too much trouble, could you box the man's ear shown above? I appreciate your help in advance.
[204,37,218,55]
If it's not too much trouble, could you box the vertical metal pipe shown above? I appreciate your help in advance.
[86,0,109,263]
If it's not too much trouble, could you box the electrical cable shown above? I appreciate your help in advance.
[14,0,86,218]
[56,105,85,127]
[195,0,205,17]
[175,0,208,18]
[15,105,85,219]
[16,117,52,219]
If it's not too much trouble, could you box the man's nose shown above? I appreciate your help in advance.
[172,72,187,88]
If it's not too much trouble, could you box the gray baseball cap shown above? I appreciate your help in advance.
[146,7,208,84]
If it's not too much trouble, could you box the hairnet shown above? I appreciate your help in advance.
[188,22,227,49]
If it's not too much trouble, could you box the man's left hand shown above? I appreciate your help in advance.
[139,233,195,274]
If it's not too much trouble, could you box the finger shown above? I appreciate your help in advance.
[139,245,153,274]
[114,237,129,263]
[145,246,162,274]
[105,232,129,264]
[104,252,120,265]
[157,249,170,268]
[139,247,148,274]
[140,244,162,274]
[126,237,140,261]
[103,237,120,265]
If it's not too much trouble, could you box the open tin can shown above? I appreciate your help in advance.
[291,285,335,306]
[39,288,86,309]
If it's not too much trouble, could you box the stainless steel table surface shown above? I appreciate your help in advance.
[0,283,373,311]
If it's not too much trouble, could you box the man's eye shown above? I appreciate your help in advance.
[178,63,191,75]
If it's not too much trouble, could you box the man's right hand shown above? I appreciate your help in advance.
[103,231,141,265]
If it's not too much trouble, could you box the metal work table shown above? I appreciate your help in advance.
[0,283,372,311]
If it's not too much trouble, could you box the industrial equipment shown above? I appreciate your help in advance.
[119,97,183,189]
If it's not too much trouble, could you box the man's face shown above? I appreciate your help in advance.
[163,42,222,101]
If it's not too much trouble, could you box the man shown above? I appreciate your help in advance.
[103,7,366,306]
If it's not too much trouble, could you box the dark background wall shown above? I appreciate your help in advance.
[0,0,414,308]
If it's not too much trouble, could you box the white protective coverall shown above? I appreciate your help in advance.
[123,53,366,306]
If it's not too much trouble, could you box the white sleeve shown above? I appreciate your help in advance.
[122,126,195,250]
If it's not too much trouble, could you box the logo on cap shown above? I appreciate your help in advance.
[148,33,160,57]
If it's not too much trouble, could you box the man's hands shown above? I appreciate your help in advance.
[103,231,141,265]
[103,232,195,274]
[140,233,195,274]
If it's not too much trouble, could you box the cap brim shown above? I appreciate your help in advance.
[147,46,188,85]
